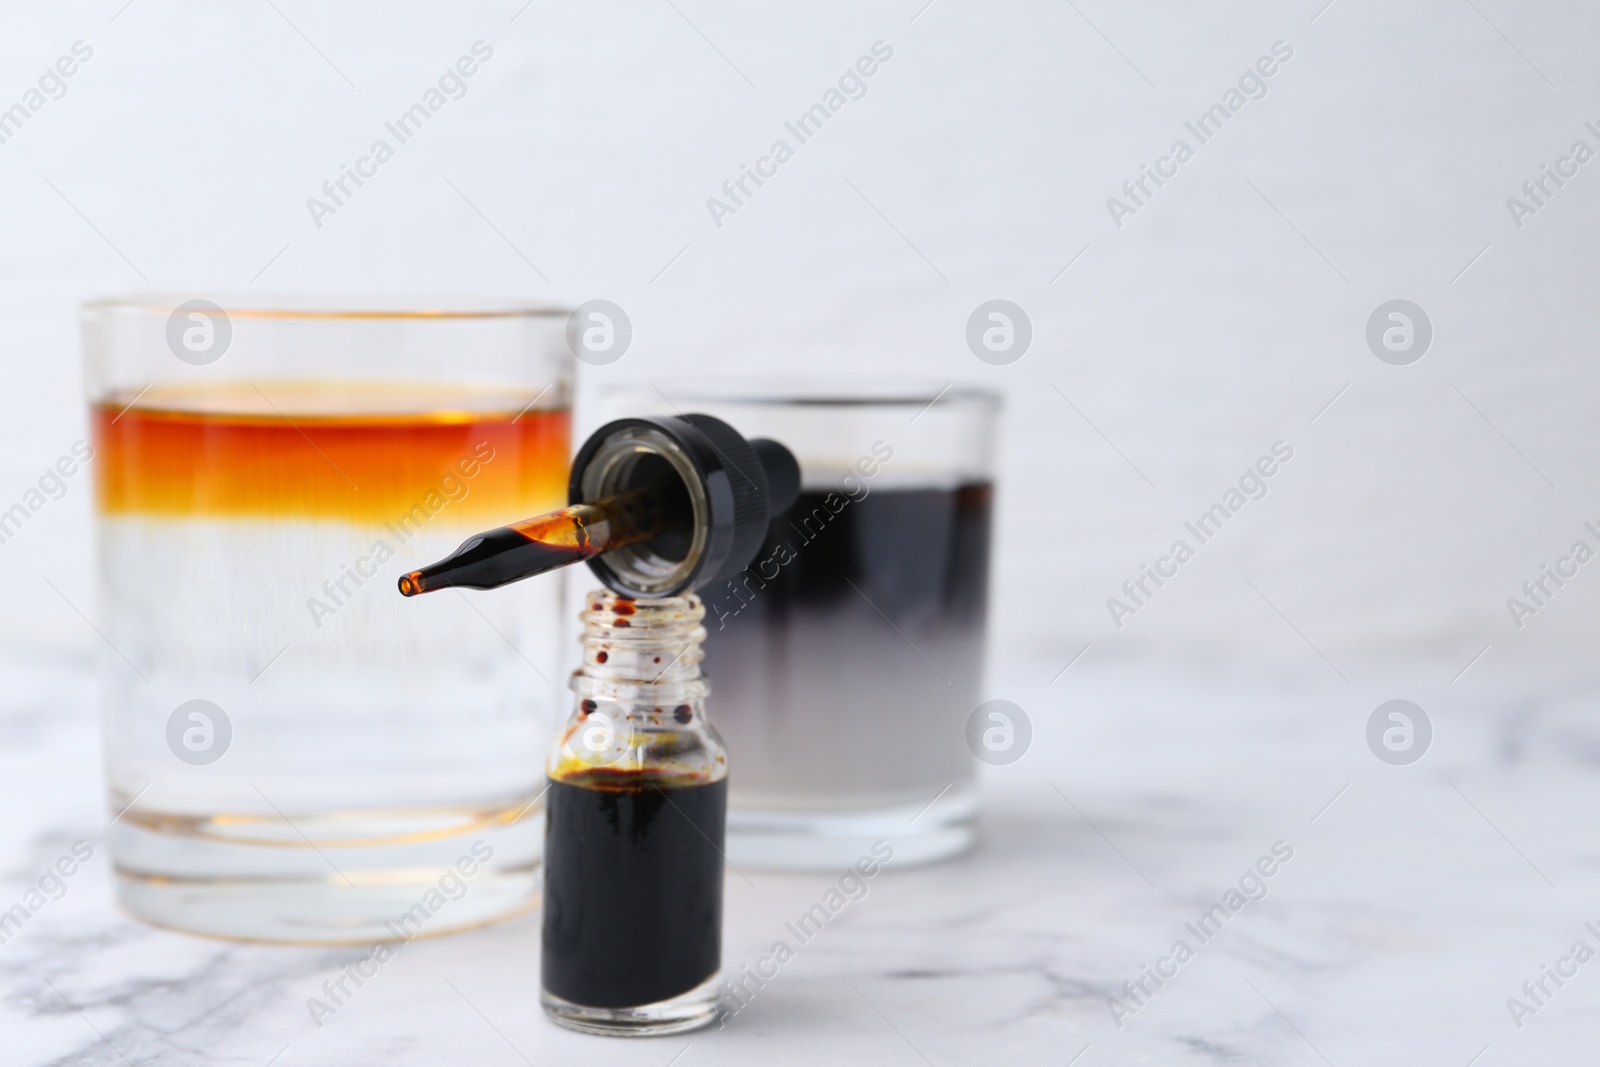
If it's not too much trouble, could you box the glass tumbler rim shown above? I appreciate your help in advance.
[606,377,1002,410]
[81,293,571,322]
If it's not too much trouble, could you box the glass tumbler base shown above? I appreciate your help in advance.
[726,783,977,871]
[109,807,541,944]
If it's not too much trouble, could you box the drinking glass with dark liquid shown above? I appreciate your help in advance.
[599,384,999,868]
[82,297,572,942]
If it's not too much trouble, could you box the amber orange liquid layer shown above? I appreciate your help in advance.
[93,387,570,523]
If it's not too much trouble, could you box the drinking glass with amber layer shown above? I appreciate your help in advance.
[82,296,570,942]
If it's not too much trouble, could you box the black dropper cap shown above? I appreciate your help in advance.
[569,414,800,599]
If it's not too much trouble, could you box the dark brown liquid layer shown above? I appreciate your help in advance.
[700,484,992,799]
[541,771,726,1008]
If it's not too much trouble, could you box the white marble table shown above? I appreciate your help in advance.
[3,648,1596,1065]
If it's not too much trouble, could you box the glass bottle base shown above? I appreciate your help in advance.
[541,972,723,1037]
[727,783,977,871]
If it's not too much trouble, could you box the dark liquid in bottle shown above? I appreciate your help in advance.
[542,770,727,1008]
[701,484,992,801]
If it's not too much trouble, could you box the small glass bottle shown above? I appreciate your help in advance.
[540,590,727,1036]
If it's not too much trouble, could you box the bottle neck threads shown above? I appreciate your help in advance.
[571,590,708,708]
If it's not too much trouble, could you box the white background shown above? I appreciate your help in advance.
[2,0,1597,683]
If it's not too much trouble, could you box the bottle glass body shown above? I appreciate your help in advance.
[541,590,727,1036]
